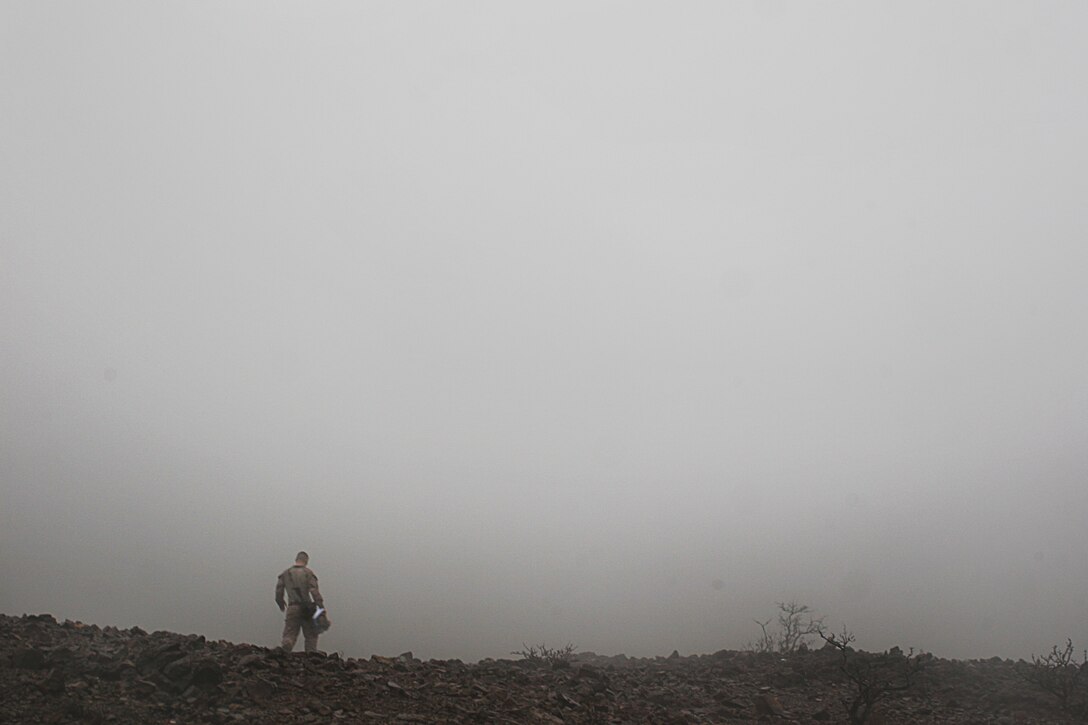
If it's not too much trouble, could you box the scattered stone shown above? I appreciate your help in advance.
[13,648,46,670]
[39,668,67,695]
[190,658,223,686]
[246,677,275,701]
[754,692,786,717]
[0,613,1080,724]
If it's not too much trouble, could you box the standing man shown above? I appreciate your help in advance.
[275,551,325,652]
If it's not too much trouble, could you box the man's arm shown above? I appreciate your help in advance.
[275,573,286,611]
[308,570,324,607]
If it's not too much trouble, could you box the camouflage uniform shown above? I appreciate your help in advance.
[275,564,324,652]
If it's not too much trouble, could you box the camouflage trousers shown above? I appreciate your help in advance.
[281,604,319,653]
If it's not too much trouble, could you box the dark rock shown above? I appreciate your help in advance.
[45,646,75,665]
[137,642,186,675]
[130,677,159,696]
[61,698,85,718]
[39,668,67,694]
[246,677,275,702]
[754,693,785,717]
[238,653,264,669]
[162,656,193,682]
[13,648,46,669]
[92,661,127,681]
[190,658,223,687]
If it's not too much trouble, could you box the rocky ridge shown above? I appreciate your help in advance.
[0,613,1074,724]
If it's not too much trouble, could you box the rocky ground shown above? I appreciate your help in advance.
[0,613,1078,724]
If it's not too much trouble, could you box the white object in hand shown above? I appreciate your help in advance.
[313,607,325,620]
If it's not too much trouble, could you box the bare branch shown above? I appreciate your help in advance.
[1018,639,1088,719]
[817,627,929,725]
[511,642,577,668]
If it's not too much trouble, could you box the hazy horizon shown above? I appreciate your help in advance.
[3,2,1087,662]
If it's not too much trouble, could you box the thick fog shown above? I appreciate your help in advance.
[3,3,1087,662]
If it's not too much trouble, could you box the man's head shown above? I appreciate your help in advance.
[295,551,309,565]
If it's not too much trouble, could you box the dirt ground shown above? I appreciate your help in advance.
[1,613,1079,724]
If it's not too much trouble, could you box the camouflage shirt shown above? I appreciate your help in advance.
[275,565,324,608]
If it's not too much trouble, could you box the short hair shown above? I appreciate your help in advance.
[295,551,309,563]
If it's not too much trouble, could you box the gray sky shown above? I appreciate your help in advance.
[2,2,1087,661]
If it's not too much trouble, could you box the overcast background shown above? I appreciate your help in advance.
[2,2,1087,662]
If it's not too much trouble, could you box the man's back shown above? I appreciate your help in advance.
[277,564,322,606]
